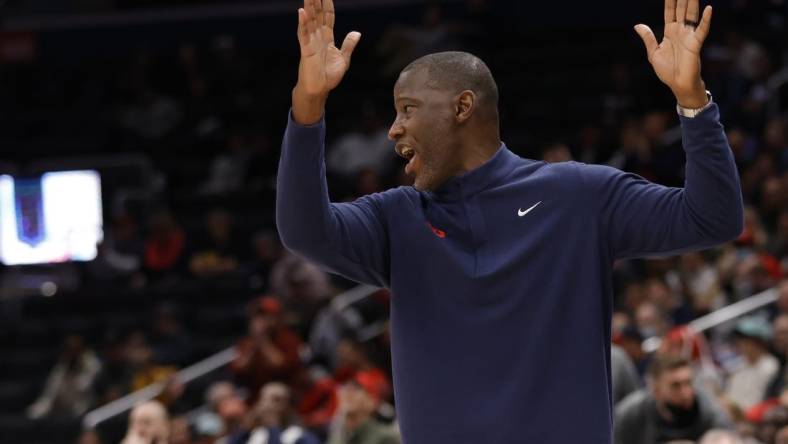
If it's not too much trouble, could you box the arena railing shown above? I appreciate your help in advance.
[81,284,380,430]
[642,286,779,353]
[83,284,775,428]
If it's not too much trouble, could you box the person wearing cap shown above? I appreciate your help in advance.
[327,374,400,444]
[231,296,306,405]
[725,316,780,410]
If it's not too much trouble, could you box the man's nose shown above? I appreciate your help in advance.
[388,122,403,141]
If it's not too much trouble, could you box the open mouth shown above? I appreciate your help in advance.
[396,144,418,176]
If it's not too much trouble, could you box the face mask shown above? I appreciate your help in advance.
[640,326,658,339]
[663,398,699,428]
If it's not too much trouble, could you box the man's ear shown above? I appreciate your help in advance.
[455,90,475,123]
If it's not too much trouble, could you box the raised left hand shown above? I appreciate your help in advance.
[635,0,712,108]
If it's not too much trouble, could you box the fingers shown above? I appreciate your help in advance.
[664,0,676,24]
[325,0,335,29]
[634,24,658,59]
[340,31,361,65]
[676,0,687,22]
[695,6,712,42]
[685,0,699,23]
[314,0,324,28]
[304,0,317,35]
[297,8,309,46]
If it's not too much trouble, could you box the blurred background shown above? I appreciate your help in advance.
[0,0,786,443]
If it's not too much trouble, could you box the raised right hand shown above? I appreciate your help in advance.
[293,0,361,124]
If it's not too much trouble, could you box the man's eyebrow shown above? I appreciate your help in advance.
[394,96,421,104]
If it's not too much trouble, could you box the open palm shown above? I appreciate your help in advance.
[297,0,360,96]
[635,0,712,105]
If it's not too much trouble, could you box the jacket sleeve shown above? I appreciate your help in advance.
[579,102,744,260]
[275,110,390,287]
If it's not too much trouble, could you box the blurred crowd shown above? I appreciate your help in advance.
[1,0,787,443]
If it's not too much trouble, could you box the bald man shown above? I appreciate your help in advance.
[276,0,743,443]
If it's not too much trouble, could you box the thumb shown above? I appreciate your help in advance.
[340,31,361,65]
[634,24,658,59]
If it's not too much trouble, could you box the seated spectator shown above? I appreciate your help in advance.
[726,317,779,410]
[121,400,170,444]
[326,102,396,179]
[194,381,243,439]
[229,382,320,444]
[231,297,305,405]
[635,301,671,341]
[215,396,249,443]
[125,331,180,406]
[299,335,391,431]
[270,251,332,306]
[27,334,102,419]
[767,313,788,397]
[188,208,245,277]
[699,429,744,444]
[612,343,641,405]
[170,416,195,444]
[247,230,284,291]
[74,429,103,444]
[144,209,187,276]
[614,354,731,444]
[327,375,400,444]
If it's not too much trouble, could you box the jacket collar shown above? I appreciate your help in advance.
[426,142,519,201]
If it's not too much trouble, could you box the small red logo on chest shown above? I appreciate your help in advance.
[427,222,446,239]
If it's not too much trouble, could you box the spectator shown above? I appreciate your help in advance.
[726,317,780,410]
[74,430,103,444]
[612,343,641,405]
[125,331,180,406]
[231,297,305,405]
[229,382,320,444]
[327,102,396,179]
[121,401,170,444]
[299,335,391,431]
[170,416,195,444]
[699,429,744,444]
[202,128,255,194]
[614,354,731,444]
[679,252,726,315]
[270,252,332,305]
[327,375,400,444]
[189,208,244,277]
[248,230,284,291]
[193,381,242,439]
[767,313,788,397]
[144,209,187,275]
[27,334,102,419]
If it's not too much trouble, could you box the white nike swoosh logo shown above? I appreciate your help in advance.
[518,201,541,217]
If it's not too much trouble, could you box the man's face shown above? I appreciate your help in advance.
[129,404,168,441]
[652,366,695,410]
[389,68,461,191]
[258,384,289,425]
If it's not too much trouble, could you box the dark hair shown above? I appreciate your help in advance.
[648,353,691,379]
[401,51,499,121]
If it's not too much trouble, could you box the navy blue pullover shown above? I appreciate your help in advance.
[276,102,743,444]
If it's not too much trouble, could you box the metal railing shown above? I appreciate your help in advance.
[83,283,777,428]
[82,284,380,430]
[642,286,779,353]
